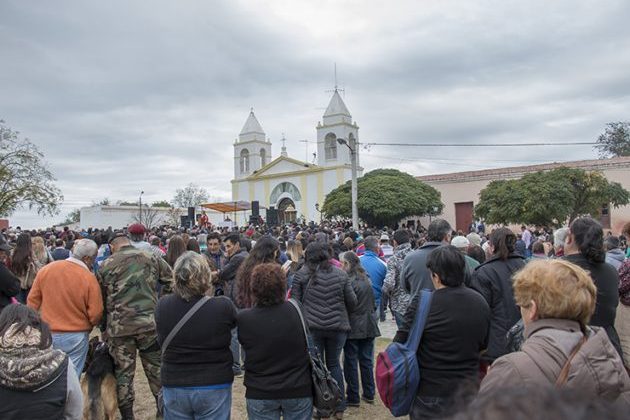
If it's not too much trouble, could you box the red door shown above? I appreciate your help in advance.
[455,202,474,233]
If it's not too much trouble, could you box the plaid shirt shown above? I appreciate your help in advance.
[381,243,413,315]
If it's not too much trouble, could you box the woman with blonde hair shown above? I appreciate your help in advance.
[31,236,52,266]
[285,239,304,291]
[479,259,630,404]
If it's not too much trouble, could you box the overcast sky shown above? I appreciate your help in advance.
[2,0,630,228]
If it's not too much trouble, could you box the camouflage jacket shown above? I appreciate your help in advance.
[381,242,413,315]
[97,245,173,338]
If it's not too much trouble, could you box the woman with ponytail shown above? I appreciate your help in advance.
[563,217,622,358]
[471,227,527,370]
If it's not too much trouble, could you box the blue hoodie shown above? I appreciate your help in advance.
[360,250,387,307]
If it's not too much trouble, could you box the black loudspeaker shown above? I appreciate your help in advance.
[251,201,260,217]
[187,207,195,220]
[180,216,188,227]
[266,207,278,226]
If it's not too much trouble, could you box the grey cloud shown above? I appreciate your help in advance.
[1,0,629,227]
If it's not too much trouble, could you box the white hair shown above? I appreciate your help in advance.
[553,227,570,249]
[72,239,98,259]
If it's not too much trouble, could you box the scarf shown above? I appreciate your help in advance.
[0,324,67,391]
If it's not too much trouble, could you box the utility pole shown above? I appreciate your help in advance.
[349,136,359,230]
[337,138,359,230]
[139,190,144,225]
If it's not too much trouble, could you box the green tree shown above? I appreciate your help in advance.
[117,201,138,206]
[475,167,630,227]
[93,197,111,206]
[322,169,443,227]
[58,208,80,226]
[0,120,63,216]
[172,183,209,208]
[595,122,630,158]
[151,200,171,208]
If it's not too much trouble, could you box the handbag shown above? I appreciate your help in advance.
[288,298,342,418]
[157,295,211,414]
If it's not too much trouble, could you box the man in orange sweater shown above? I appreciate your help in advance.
[28,238,103,376]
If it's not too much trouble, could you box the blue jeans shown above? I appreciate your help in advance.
[231,327,242,374]
[52,332,89,376]
[163,386,231,420]
[311,330,347,413]
[343,338,375,403]
[247,397,312,420]
[410,395,448,420]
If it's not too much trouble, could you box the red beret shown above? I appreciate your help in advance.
[128,223,146,234]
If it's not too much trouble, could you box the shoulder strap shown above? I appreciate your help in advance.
[161,296,210,356]
[288,298,315,359]
[406,289,433,350]
[288,298,309,340]
[555,334,587,387]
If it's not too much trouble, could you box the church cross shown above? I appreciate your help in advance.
[325,63,345,96]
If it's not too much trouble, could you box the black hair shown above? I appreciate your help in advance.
[0,304,52,349]
[240,237,252,252]
[11,233,33,276]
[425,245,465,287]
[570,217,605,264]
[364,236,379,252]
[490,227,517,261]
[393,229,410,245]
[467,245,486,264]
[224,233,241,246]
[304,241,331,283]
[603,235,620,251]
[427,219,452,242]
[236,236,280,308]
[532,240,545,254]
[207,232,221,242]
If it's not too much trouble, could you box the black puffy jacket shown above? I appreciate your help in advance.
[470,253,526,362]
[291,265,358,332]
[564,253,622,358]
[347,274,380,340]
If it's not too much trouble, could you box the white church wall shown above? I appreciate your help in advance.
[259,159,310,176]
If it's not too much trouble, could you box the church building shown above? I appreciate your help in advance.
[231,90,363,224]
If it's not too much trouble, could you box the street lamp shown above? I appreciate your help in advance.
[139,190,144,225]
[337,137,359,230]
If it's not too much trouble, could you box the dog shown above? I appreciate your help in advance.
[81,336,118,420]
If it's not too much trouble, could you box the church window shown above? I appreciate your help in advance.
[240,149,250,173]
[325,133,337,160]
[260,148,266,167]
[270,182,302,205]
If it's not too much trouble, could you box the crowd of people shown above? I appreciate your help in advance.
[0,216,629,419]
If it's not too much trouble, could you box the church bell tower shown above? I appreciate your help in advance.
[234,109,272,179]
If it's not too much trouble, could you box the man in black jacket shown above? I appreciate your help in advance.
[0,236,20,313]
[217,233,248,376]
[401,219,452,295]
[50,239,70,261]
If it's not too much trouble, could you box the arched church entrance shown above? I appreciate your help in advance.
[270,182,302,225]
[278,198,297,224]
